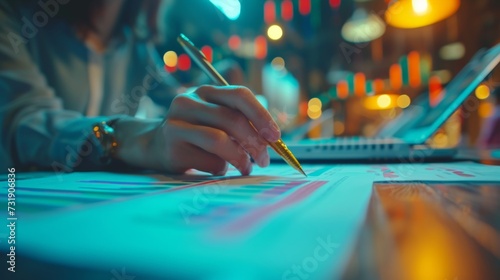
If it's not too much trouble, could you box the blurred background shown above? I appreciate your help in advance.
[154,0,500,149]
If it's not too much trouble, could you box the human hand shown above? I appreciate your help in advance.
[116,85,281,176]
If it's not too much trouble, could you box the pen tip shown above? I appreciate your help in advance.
[299,168,307,177]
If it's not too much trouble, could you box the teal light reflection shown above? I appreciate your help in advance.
[209,0,241,20]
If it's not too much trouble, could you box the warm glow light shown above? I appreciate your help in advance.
[334,121,345,135]
[354,72,366,96]
[432,132,449,148]
[390,64,403,90]
[478,102,494,118]
[307,99,322,119]
[364,94,398,110]
[271,57,285,71]
[341,9,386,43]
[337,81,349,99]
[373,79,385,94]
[308,98,322,109]
[377,94,392,108]
[475,84,490,100]
[412,0,429,15]
[267,24,283,40]
[307,109,322,119]
[386,0,460,29]
[408,51,421,87]
[397,94,411,108]
[163,51,178,67]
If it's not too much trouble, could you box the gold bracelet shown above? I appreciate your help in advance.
[92,120,119,164]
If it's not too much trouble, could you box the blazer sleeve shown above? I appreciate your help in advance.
[0,2,115,172]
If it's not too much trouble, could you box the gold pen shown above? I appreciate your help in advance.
[177,33,306,176]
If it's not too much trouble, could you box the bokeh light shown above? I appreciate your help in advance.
[267,24,283,40]
[307,98,322,119]
[334,121,345,135]
[271,57,286,71]
[475,84,490,100]
[209,0,241,20]
[386,0,460,29]
[478,102,494,118]
[177,54,191,71]
[440,42,465,60]
[432,132,449,148]
[163,51,178,67]
[412,0,429,14]
[201,46,213,63]
[308,98,322,108]
[377,94,392,109]
[397,94,411,108]
[228,35,241,50]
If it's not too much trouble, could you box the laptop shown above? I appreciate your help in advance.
[270,43,500,162]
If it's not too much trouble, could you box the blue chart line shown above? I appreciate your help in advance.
[308,166,334,177]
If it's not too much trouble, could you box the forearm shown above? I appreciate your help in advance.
[9,110,110,171]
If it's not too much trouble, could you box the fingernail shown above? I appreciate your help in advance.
[269,122,281,141]
[261,127,280,142]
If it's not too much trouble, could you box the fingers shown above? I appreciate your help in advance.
[175,144,229,176]
[166,120,253,175]
[167,95,270,167]
[195,85,281,142]
[164,86,279,175]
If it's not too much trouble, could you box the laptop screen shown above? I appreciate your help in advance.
[388,44,500,145]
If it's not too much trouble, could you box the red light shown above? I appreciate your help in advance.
[201,46,213,63]
[429,76,442,107]
[373,79,385,94]
[299,101,308,117]
[281,0,293,21]
[264,0,276,24]
[354,73,366,97]
[255,36,267,60]
[389,64,402,90]
[337,80,349,99]
[299,0,311,15]
[228,35,241,50]
[408,51,421,88]
[164,65,176,73]
[178,54,191,71]
[330,0,341,9]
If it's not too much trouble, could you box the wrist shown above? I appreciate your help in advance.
[113,117,163,169]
